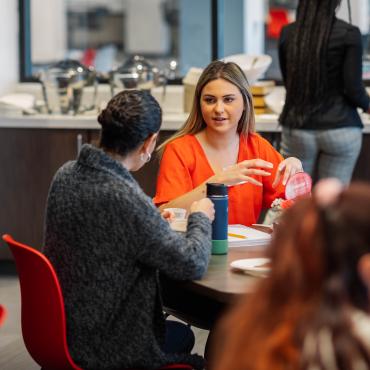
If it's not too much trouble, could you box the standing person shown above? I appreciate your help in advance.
[43,90,214,370]
[211,179,370,370]
[279,0,370,184]
[154,60,302,226]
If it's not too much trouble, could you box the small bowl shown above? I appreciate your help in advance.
[264,87,286,114]
[223,54,272,85]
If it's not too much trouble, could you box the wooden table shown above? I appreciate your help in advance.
[186,246,267,302]
[161,244,268,330]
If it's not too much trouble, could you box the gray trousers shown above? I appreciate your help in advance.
[281,127,362,185]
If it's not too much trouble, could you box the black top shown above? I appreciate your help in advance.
[279,18,370,130]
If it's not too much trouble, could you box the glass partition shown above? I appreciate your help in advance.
[27,0,213,80]
[19,0,370,82]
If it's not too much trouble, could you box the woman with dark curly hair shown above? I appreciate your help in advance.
[43,90,214,370]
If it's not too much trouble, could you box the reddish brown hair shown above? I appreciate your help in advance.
[211,182,370,370]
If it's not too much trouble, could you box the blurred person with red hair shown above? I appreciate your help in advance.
[211,179,370,370]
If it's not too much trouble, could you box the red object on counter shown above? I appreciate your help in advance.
[81,48,96,67]
[267,8,290,39]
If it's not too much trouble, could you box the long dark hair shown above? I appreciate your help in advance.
[280,0,343,127]
[211,182,370,370]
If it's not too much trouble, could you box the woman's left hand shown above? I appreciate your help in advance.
[272,157,303,187]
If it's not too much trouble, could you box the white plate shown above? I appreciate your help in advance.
[230,258,271,276]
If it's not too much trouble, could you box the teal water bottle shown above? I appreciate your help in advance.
[206,183,228,255]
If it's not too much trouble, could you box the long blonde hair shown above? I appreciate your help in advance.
[157,60,255,155]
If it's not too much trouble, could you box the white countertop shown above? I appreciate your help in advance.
[0,112,189,130]
[0,111,369,133]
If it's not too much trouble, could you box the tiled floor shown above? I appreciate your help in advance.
[0,275,39,370]
[0,269,208,369]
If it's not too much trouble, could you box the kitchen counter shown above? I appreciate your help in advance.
[0,112,188,130]
[1,112,370,132]
[2,83,370,132]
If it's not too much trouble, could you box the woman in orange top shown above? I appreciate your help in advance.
[154,60,302,225]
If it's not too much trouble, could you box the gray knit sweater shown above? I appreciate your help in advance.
[43,144,212,370]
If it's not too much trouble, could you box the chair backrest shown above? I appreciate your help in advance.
[0,304,6,327]
[2,234,82,370]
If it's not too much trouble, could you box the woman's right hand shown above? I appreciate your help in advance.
[213,159,273,187]
[190,198,215,221]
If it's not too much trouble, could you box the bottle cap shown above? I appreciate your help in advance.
[285,172,312,200]
[206,183,228,196]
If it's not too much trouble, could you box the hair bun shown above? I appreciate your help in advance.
[97,109,109,128]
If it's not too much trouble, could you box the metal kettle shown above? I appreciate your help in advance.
[39,59,97,115]
[109,55,166,97]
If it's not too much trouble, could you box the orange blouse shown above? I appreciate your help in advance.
[154,133,285,226]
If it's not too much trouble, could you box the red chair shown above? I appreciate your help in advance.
[2,234,193,370]
[3,234,82,370]
[0,304,6,327]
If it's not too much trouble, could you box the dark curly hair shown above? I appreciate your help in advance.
[98,90,162,157]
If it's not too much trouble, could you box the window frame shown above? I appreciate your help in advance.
[19,0,33,82]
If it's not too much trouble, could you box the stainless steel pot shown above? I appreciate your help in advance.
[109,55,166,97]
[39,59,97,115]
